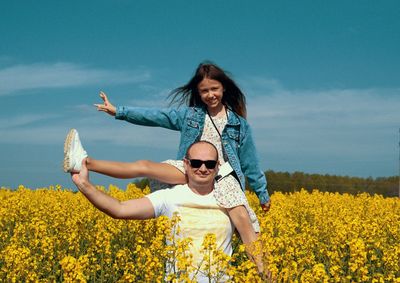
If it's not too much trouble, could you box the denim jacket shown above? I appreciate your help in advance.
[115,105,270,204]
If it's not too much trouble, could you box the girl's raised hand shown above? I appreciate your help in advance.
[94,91,117,116]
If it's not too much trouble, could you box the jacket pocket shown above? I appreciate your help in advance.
[184,119,200,139]
[225,128,240,152]
[226,128,239,142]
[187,119,199,129]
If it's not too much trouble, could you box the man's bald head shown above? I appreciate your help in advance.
[185,141,218,161]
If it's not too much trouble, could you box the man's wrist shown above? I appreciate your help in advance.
[77,179,91,193]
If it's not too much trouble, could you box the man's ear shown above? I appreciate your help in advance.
[183,158,189,172]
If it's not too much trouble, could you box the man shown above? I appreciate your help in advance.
[71,141,241,282]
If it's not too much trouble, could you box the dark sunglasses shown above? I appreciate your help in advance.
[187,159,218,169]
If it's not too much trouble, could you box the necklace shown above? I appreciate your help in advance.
[206,107,227,138]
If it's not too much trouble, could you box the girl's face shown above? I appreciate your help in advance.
[197,78,224,111]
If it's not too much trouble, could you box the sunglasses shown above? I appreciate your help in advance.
[187,159,218,169]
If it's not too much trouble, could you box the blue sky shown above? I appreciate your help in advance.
[1,1,399,190]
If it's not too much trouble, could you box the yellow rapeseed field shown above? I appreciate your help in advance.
[0,184,399,282]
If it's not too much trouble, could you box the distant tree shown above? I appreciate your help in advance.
[132,171,398,197]
[265,170,398,197]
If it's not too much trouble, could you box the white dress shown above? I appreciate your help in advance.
[150,114,260,232]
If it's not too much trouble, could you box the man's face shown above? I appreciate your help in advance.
[184,143,218,187]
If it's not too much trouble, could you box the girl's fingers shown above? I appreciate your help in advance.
[96,93,114,115]
[94,104,108,112]
[100,91,109,103]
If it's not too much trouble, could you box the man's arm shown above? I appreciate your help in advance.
[71,159,155,220]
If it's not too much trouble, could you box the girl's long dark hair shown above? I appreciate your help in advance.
[168,61,247,118]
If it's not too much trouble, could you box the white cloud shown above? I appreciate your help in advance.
[244,79,400,163]
[247,86,400,129]
[0,114,59,129]
[0,115,179,151]
[0,62,151,96]
[1,75,399,177]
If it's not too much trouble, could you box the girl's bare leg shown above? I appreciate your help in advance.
[85,158,186,184]
[227,205,264,273]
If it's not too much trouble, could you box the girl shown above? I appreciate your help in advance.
[64,62,270,269]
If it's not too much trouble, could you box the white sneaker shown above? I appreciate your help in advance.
[63,129,88,173]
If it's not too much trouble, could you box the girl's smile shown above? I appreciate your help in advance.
[197,78,225,116]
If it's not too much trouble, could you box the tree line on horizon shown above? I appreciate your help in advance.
[133,170,399,198]
[263,170,399,198]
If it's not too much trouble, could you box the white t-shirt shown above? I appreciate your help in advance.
[146,184,234,282]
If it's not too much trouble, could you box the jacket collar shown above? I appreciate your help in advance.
[226,107,241,126]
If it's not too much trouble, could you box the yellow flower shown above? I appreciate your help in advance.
[1,185,399,281]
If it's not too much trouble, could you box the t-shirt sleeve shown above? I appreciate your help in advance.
[146,190,167,217]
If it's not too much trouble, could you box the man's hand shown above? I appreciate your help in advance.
[71,158,89,193]
[94,91,117,116]
[70,158,155,220]
[260,200,271,212]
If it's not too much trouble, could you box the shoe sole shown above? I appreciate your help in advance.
[63,129,76,172]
